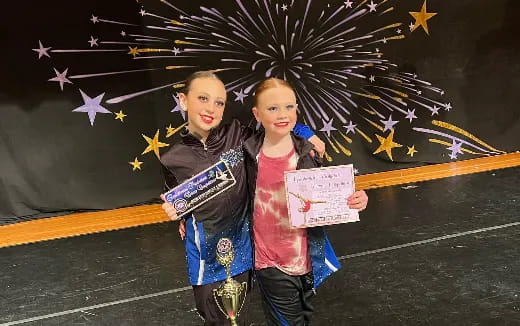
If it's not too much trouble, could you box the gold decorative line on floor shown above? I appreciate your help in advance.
[1,152,519,248]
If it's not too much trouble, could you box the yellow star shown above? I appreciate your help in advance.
[129,157,143,171]
[373,130,402,161]
[166,122,188,138]
[409,1,437,35]
[128,46,139,57]
[407,145,418,157]
[166,124,175,136]
[142,130,169,159]
[115,110,127,122]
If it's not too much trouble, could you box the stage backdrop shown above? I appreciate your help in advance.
[1,0,518,222]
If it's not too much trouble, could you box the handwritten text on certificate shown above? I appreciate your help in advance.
[284,164,359,228]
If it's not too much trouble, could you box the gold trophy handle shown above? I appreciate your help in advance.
[236,281,248,316]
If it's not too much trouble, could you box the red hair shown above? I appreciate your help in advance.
[254,78,295,106]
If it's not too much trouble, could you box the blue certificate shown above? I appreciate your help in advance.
[163,161,236,218]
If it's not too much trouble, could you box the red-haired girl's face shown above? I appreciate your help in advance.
[253,85,297,138]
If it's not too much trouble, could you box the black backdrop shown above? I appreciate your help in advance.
[1,0,518,221]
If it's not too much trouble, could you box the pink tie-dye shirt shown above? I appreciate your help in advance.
[253,148,311,275]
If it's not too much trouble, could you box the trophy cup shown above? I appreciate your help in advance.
[213,238,248,326]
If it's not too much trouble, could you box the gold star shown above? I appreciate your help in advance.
[166,124,175,136]
[407,145,418,157]
[129,157,143,171]
[128,46,139,57]
[115,110,127,122]
[142,130,169,159]
[373,130,402,161]
[166,122,188,138]
[409,1,437,35]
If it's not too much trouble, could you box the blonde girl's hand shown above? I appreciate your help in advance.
[308,135,326,157]
[160,194,180,221]
[347,190,368,211]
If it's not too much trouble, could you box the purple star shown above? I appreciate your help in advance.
[344,0,353,8]
[447,139,463,159]
[233,88,248,104]
[48,68,72,91]
[88,36,99,47]
[320,118,337,137]
[381,115,399,132]
[72,90,112,126]
[343,120,357,134]
[32,40,51,59]
[405,109,417,123]
[171,93,186,120]
[368,0,377,12]
[90,14,99,24]
[430,105,440,116]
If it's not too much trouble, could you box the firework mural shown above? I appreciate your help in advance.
[32,0,505,172]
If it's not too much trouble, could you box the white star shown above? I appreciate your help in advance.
[409,22,414,31]
[416,90,422,95]
[405,109,417,123]
[430,105,440,116]
[139,8,146,16]
[369,75,375,83]
[344,0,354,8]
[88,36,99,47]
[444,102,452,111]
[354,168,359,175]
[382,37,387,44]
[396,28,402,34]
[72,90,112,126]
[233,88,248,104]
[343,121,357,134]
[48,68,72,91]
[32,40,51,59]
[171,93,186,120]
[375,48,380,53]
[320,119,337,137]
[281,4,288,11]
[173,47,181,56]
[381,115,399,132]
[447,139,463,159]
[120,31,126,37]
[440,90,445,96]
[368,0,377,12]
[90,14,99,24]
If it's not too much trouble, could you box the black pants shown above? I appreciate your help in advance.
[192,271,251,326]
[255,268,315,326]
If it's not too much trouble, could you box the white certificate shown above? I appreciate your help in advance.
[284,164,360,228]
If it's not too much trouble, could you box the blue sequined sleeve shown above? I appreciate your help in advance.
[293,123,315,139]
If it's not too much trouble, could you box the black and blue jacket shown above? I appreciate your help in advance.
[243,131,341,288]
[160,120,314,286]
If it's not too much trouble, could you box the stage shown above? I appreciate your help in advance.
[1,153,519,325]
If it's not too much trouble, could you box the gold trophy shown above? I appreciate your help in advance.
[213,238,248,326]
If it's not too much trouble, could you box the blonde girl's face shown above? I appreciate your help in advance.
[253,86,297,138]
[179,77,226,139]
